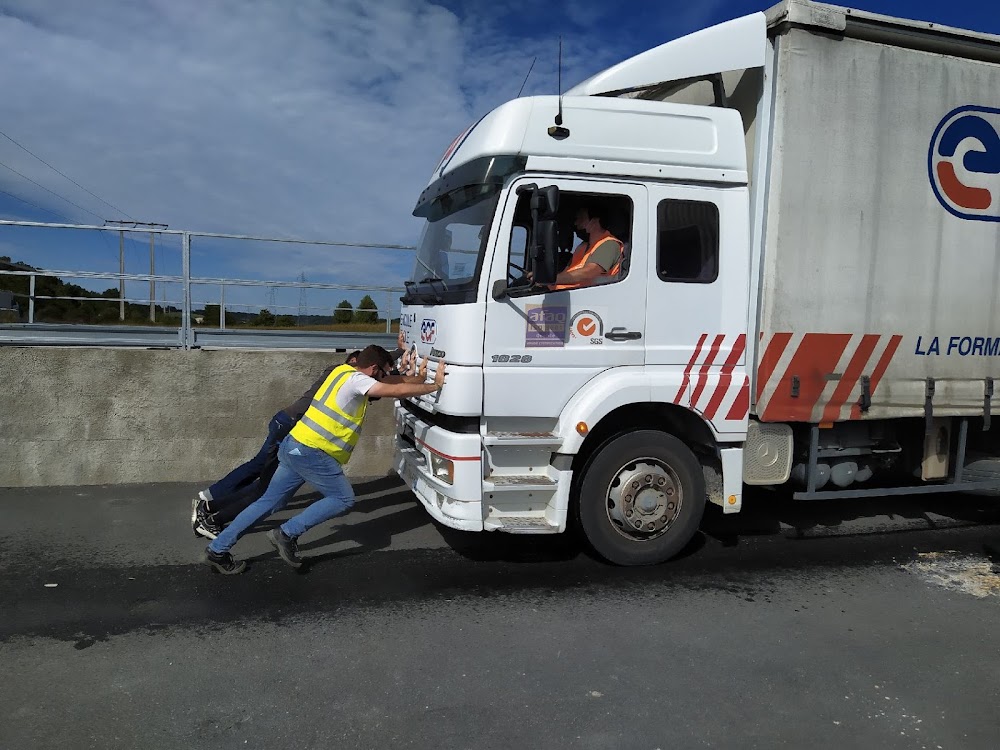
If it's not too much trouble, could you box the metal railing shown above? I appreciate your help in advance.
[0,220,414,350]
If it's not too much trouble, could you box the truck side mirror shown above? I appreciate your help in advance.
[512,183,559,287]
[532,218,558,285]
[529,185,559,286]
[532,185,559,217]
[492,278,509,301]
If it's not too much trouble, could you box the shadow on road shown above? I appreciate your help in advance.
[231,474,1000,572]
[701,486,1000,547]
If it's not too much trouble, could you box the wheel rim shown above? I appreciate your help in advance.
[604,459,682,541]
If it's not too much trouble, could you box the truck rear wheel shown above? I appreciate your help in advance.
[578,430,706,566]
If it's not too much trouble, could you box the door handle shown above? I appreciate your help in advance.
[606,327,642,341]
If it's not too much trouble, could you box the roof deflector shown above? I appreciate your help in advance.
[566,12,767,97]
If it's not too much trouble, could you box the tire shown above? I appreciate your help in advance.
[578,430,706,566]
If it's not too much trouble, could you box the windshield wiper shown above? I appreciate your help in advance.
[419,277,446,303]
[414,255,450,285]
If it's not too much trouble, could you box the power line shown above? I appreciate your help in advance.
[0,128,135,220]
[0,182,120,282]
[517,57,536,98]
[0,186,72,222]
[0,128,141,270]
[0,158,105,222]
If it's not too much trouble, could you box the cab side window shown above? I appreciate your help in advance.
[507,190,633,288]
[656,199,719,283]
[509,225,528,273]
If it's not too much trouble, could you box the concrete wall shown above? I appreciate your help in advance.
[0,347,397,487]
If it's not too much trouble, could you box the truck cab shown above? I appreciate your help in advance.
[393,13,768,565]
[394,1,1000,564]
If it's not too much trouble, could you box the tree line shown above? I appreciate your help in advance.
[0,257,384,327]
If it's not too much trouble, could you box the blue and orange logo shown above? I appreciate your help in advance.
[929,106,1000,222]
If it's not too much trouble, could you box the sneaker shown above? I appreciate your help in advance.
[203,548,246,575]
[191,491,212,532]
[267,528,303,568]
[194,509,223,541]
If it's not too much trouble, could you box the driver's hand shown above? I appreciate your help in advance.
[527,271,534,283]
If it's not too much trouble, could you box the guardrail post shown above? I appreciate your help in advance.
[220,283,226,331]
[182,232,192,349]
[28,273,35,323]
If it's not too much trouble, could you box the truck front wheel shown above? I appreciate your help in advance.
[578,431,706,566]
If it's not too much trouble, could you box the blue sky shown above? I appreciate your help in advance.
[0,0,997,317]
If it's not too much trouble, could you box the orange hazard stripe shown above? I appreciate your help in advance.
[725,377,750,421]
[821,334,880,423]
[690,334,727,407]
[756,332,793,400]
[849,335,903,419]
[703,334,746,420]
[761,333,852,422]
[674,333,709,403]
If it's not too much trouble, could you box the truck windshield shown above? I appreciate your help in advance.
[404,154,526,305]
[403,185,499,305]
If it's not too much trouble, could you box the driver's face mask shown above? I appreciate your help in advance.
[574,227,589,242]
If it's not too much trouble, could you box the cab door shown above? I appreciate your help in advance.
[644,183,750,434]
[482,177,648,419]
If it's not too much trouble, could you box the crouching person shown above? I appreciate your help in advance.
[204,344,445,574]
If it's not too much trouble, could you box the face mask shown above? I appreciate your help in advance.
[575,227,589,242]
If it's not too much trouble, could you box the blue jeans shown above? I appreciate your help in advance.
[208,435,356,555]
[208,411,295,504]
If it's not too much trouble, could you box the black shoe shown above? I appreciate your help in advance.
[191,490,212,532]
[203,548,246,575]
[194,507,223,540]
[267,528,303,568]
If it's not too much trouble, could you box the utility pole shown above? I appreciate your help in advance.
[149,231,156,322]
[105,220,169,324]
[118,230,125,321]
[297,271,307,326]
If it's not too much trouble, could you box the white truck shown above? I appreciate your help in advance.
[393,0,1000,565]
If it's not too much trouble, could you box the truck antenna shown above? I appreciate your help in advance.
[517,56,536,98]
[556,37,563,124]
[548,37,570,139]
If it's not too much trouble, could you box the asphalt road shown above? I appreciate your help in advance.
[2,478,999,749]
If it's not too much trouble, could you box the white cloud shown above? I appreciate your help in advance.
[0,0,737,299]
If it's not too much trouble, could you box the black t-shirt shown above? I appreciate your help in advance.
[281,366,336,421]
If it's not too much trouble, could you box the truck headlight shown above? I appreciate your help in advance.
[430,454,454,484]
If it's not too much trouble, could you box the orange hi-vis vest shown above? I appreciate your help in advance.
[549,234,623,291]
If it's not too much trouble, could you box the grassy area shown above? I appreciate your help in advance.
[190,322,399,333]
[290,322,399,333]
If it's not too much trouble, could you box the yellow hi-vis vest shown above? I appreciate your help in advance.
[289,364,368,464]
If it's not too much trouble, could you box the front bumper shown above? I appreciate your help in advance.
[394,405,484,532]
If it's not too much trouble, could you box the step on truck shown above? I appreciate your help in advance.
[393,0,1000,565]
